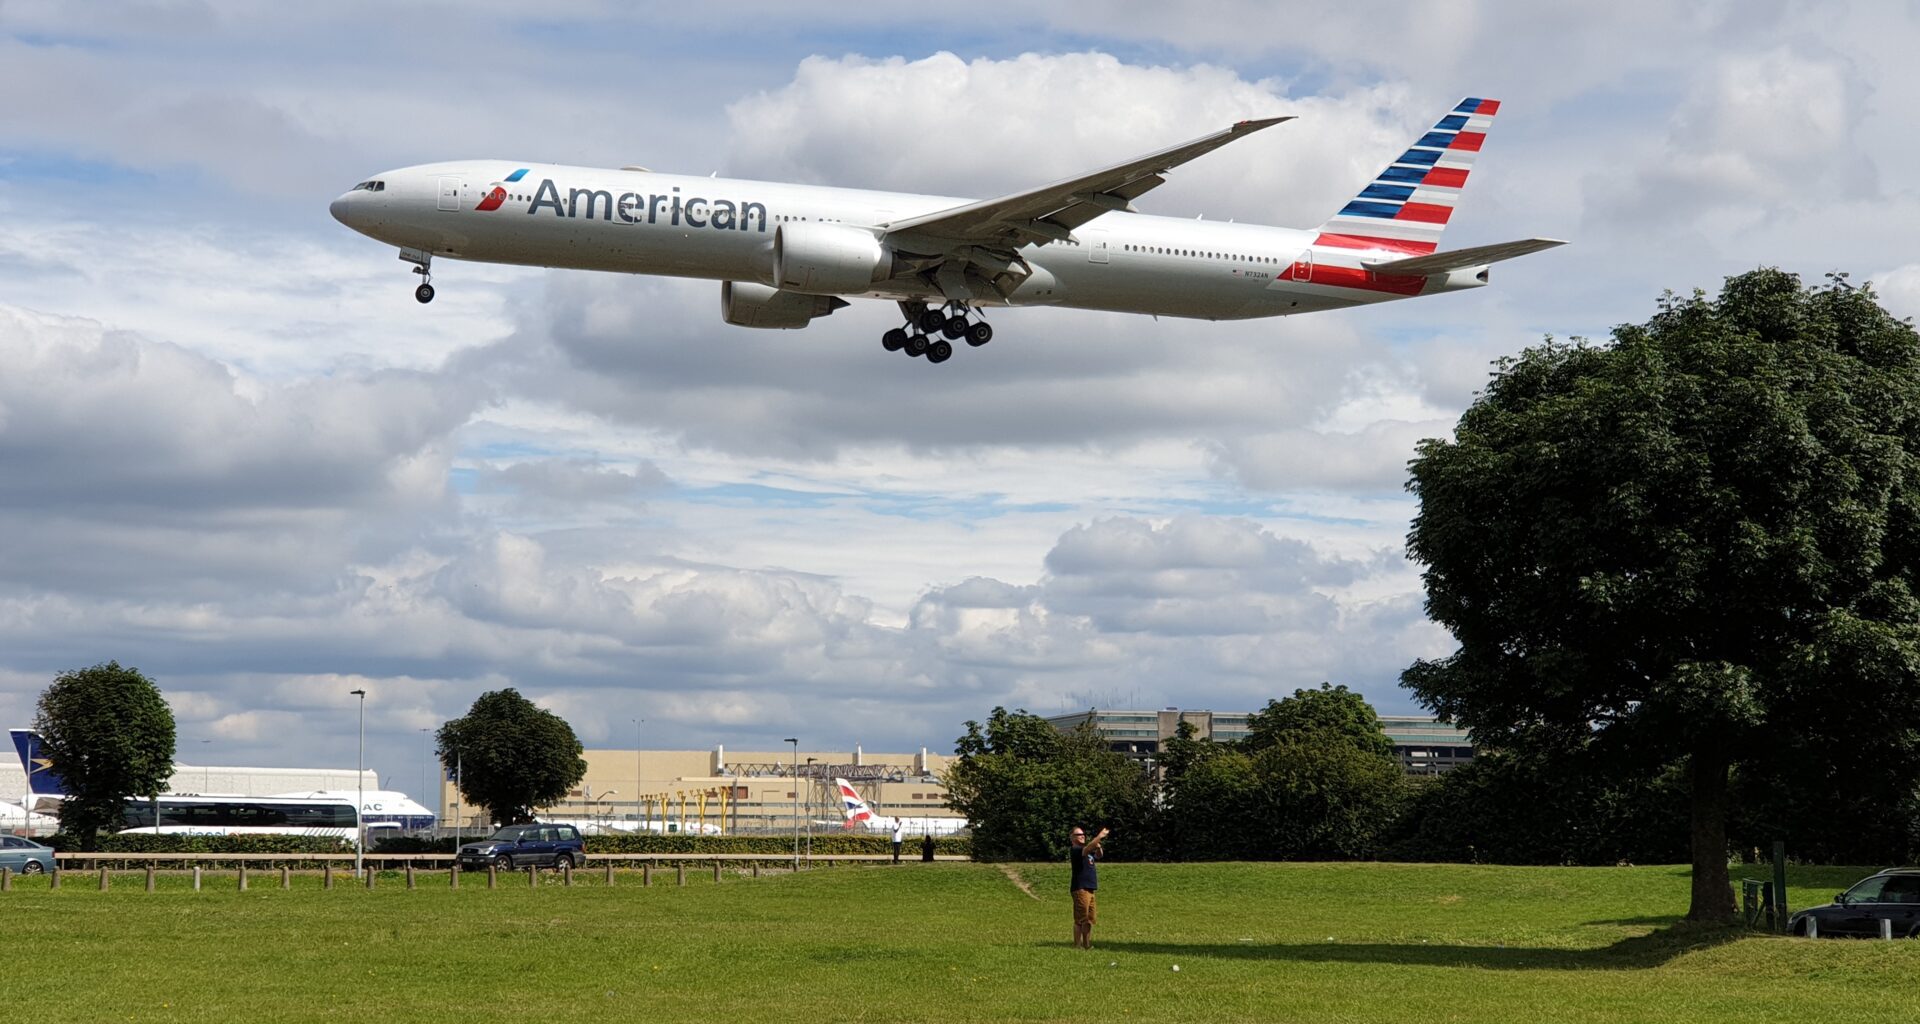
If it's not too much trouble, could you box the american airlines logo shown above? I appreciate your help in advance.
[481,175,768,233]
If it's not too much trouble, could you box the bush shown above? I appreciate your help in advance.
[38,833,351,855]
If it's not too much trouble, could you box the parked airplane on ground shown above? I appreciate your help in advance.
[833,777,969,836]
[331,98,1562,364]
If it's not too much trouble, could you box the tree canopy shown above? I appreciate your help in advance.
[1404,270,1920,921]
[1244,683,1395,758]
[943,707,1152,861]
[436,688,587,826]
[34,661,175,851]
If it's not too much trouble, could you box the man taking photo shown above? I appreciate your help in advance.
[1069,825,1108,949]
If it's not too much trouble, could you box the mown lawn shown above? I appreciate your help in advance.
[1,861,1913,1023]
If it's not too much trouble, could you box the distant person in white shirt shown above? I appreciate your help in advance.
[891,818,905,863]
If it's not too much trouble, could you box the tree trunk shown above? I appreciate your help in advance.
[1686,750,1735,924]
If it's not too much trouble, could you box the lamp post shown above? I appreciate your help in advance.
[632,718,643,827]
[784,738,798,870]
[804,757,816,864]
[349,689,367,878]
[200,739,212,793]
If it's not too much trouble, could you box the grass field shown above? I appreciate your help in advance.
[2,861,1915,1023]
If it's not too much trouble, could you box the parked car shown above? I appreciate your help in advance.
[455,824,585,872]
[1788,869,1920,937]
[0,835,55,875]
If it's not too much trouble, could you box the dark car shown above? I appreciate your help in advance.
[1788,869,1920,938]
[0,835,55,875]
[456,824,585,872]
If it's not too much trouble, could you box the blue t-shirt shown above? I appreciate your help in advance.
[1070,840,1099,891]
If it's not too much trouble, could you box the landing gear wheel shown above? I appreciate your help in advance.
[942,314,968,340]
[927,340,954,364]
[918,309,948,333]
[415,283,436,304]
[905,334,931,358]
[965,322,994,347]
[882,328,907,352]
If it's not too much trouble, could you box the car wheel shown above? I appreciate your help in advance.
[21,860,45,875]
[498,855,513,872]
[554,853,574,871]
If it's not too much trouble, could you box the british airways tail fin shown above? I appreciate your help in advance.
[11,728,68,799]
[1314,97,1502,256]
[834,777,880,830]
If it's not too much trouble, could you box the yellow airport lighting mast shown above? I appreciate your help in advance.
[784,738,798,869]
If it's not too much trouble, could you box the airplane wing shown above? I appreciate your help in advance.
[1361,237,1567,276]
[884,117,1293,249]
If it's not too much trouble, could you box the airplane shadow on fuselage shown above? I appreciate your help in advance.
[1082,925,1742,971]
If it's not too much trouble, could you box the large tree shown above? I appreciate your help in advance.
[436,688,587,826]
[1404,270,1920,922]
[1243,683,1396,759]
[34,661,176,851]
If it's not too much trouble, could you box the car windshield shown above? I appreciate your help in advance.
[488,827,525,841]
[1845,876,1894,902]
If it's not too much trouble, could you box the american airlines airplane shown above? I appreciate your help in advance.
[331,98,1561,364]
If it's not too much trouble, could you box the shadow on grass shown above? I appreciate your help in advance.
[1583,915,1682,927]
[1092,924,1744,971]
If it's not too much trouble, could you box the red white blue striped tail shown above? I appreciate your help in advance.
[1313,97,1499,256]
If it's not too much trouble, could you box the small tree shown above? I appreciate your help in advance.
[944,708,1151,861]
[34,662,175,851]
[436,689,587,826]
[1243,683,1395,758]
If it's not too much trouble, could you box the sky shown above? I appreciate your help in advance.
[3,1,1918,795]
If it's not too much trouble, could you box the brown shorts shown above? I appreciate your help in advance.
[1073,888,1098,927]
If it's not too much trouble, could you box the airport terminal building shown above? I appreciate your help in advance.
[438,745,964,834]
[1044,708,1474,775]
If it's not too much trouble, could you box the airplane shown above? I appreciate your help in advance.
[330,98,1562,365]
[833,777,968,836]
[271,790,437,832]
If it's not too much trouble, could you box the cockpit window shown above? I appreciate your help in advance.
[351,180,386,192]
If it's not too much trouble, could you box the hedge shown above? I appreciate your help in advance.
[37,833,352,855]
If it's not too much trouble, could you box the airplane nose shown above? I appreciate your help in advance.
[329,194,351,226]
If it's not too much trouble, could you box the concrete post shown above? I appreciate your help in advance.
[1,867,10,892]
[642,862,651,887]
[238,865,248,891]
[281,866,291,890]
[752,860,760,878]
[561,862,571,887]
[604,862,614,886]
[486,864,497,889]
[48,867,58,890]
[405,863,416,890]
[146,866,156,892]
[1807,916,1818,938]
[323,863,333,889]
[193,865,202,891]
[526,866,536,889]
[676,862,685,887]
[98,866,109,891]
[449,865,459,889]
[365,866,376,890]
[1882,919,1894,940]
[713,860,721,884]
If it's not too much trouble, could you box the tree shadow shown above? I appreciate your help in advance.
[1583,915,1681,927]
[1092,925,1744,971]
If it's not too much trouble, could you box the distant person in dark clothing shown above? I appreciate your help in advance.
[921,832,936,862]
[1069,826,1108,949]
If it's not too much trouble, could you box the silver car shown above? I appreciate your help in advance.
[0,835,54,875]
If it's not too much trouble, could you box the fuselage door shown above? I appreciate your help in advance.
[1291,248,1313,283]
[437,177,461,212]
[1087,232,1110,264]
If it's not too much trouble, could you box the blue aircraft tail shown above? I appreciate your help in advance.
[10,729,68,797]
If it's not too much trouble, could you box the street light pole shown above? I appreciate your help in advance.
[350,689,367,878]
[804,757,816,865]
[633,718,643,828]
[784,738,798,870]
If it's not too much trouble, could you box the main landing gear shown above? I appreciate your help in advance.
[400,248,435,303]
[882,302,992,364]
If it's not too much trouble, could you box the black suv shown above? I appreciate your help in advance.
[1788,869,1920,937]
[457,824,586,872]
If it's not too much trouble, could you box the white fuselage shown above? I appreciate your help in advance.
[330,161,1480,320]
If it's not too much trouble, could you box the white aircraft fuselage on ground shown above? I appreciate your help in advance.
[331,98,1562,363]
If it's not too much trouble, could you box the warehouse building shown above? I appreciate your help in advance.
[1044,708,1474,775]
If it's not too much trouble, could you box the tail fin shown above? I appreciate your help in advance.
[834,777,876,830]
[1314,97,1501,255]
[10,728,67,797]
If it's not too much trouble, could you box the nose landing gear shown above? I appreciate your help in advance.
[884,301,986,365]
[399,248,435,304]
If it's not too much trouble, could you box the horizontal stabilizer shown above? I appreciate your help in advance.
[1363,238,1567,276]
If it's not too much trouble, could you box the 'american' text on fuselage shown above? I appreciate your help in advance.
[525,177,767,231]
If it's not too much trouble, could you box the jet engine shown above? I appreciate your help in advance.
[720,281,849,329]
[771,222,889,294]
